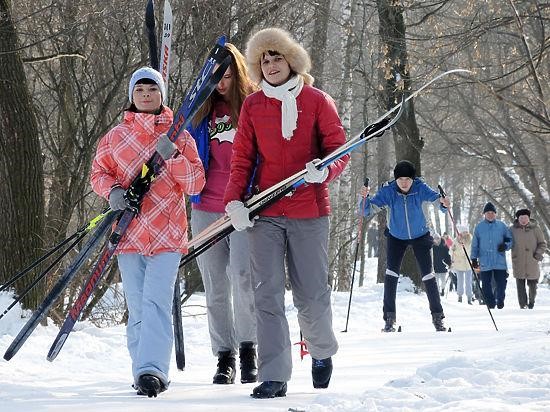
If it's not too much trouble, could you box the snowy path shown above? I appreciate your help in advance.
[1,259,550,411]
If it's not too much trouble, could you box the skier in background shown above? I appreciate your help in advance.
[359,160,451,333]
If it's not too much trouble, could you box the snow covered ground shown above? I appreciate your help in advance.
[1,258,550,411]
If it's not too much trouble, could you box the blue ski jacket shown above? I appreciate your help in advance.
[359,178,446,240]
[471,219,513,271]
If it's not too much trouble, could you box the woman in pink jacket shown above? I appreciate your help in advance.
[223,28,349,398]
[90,67,205,397]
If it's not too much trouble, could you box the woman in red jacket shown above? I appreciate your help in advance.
[91,67,205,397]
[223,28,349,398]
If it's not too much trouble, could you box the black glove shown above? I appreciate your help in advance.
[364,118,390,138]
[497,243,506,252]
[471,259,479,269]
[534,252,543,261]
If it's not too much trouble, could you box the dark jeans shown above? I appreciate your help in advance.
[516,278,538,308]
[480,270,508,308]
[383,232,443,317]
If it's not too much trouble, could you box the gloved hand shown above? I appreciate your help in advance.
[497,243,506,252]
[156,133,176,160]
[534,252,543,261]
[108,187,127,211]
[304,159,329,184]
[226,201,254,231]
[471,259,479,269]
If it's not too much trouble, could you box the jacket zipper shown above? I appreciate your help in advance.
[403,195,412,239]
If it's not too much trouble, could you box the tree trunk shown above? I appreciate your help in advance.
[309,0,330,91]
[377,0,423,287]
[0,0,45,309]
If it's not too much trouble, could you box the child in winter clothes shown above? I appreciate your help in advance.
[223,28,350,398]
[90,67,205,397]
[188,43,258,385]
[471,202,513,309]
[359,160,451,332]
[510,209,547,309]
[432,233,452,296]
[452,228,474,304]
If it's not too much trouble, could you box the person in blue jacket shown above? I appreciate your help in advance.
[470,202,513,309]
[359,160,450,332]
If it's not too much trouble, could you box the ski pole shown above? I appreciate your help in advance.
[0,208,110,293]
[0,230,88,320]
[342,177,369,333]
[437,185,498,331]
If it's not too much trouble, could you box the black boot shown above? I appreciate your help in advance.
[213,351,236,384]
[432,312,447,332]
[239,341,258,384]
[250,381,287,398]
[382,312,396,332]
[136,374,166,398]
[312,357,333,388]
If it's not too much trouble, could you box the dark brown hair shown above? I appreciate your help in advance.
[192,43,256,128]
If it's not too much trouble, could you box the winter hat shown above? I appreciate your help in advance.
[482,202,497,214]
[245,28,314,85]
[393,160,416,180]
[128,67,165,103]
[515,208,531,218]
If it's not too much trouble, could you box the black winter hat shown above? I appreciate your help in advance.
[482,202,497,214]
[515,208,531,218]
[393,160,416,180]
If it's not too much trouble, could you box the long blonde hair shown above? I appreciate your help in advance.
[192,43,256,128]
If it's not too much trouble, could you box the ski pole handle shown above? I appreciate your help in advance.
[438,184,446,198]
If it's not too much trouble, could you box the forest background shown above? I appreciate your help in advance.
[0,0,548,326]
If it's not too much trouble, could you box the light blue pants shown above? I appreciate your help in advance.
[455,270,473,298]
[118,252,181,387]
[191,209,256,356]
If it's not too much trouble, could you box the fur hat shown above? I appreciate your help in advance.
[482,202,497,214]
[128,67,165,103]
[515,208,531,218]
[245,28,314,85]
[393,160,416,180]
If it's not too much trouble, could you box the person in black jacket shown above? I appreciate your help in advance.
[433,233,452,296]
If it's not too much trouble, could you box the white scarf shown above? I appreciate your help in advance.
[260,75,304,140]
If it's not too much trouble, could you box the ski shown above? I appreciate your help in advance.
[3,210,119,361]
[159,0,172,98]
[145,0,184,371]
[178,69,470,277]
[45,38,231,362]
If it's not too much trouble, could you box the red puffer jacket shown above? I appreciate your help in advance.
[224,85,349,218]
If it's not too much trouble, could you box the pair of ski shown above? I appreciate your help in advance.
[176,69,471,271]
[3,30,231,363]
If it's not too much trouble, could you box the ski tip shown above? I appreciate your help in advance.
[448,327,452,332]
[145,0,155,27]
[397,325,402,332]
[3,350,13,361]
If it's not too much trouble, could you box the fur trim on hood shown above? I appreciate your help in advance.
[245,28,314,85]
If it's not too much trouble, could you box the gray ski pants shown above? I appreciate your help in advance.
[249,216,338,382]
[191,209,256,356]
